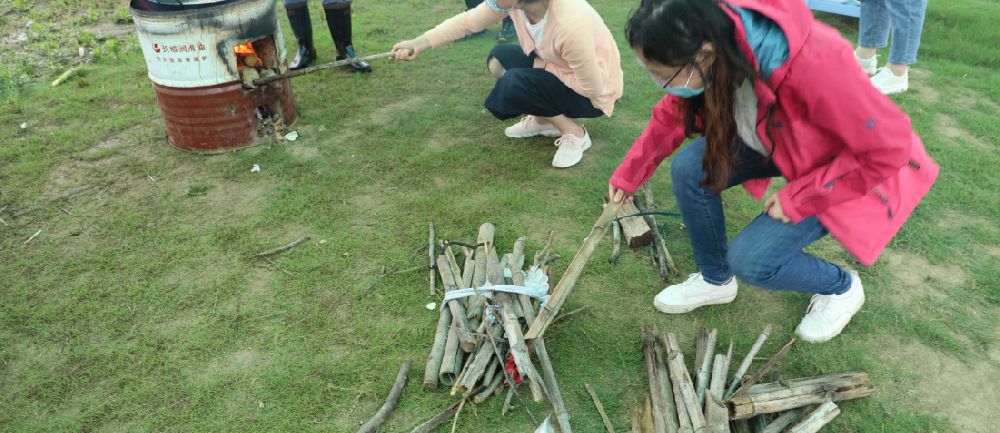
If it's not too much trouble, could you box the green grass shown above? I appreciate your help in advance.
[2,0,999,431]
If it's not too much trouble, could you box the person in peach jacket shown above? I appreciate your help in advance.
[393,0,623,168]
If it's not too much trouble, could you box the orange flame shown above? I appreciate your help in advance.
[234,42,256,54]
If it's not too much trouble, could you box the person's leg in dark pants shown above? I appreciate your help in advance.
[283,0,317,70]
[323,0,371,72]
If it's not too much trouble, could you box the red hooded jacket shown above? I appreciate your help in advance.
[609,0,939,266]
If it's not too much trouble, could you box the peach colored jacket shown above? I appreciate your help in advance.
[424,0,623,116]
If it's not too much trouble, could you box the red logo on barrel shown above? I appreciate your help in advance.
[153,43,161,53]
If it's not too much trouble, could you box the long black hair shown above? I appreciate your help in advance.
[626,0,775,192]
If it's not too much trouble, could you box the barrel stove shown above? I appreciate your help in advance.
[130,0,298,153]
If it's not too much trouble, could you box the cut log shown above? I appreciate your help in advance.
[466,223,495,318]
[728,385,874,419]
[453,323,503,395]
[423,305,453,390]
[742,371,870,396]
[436,255,477,353]
[704,355,730,433]
[641,324,669,433]
[616,201,653,248]
[506,251,536,327]
[726,324,772,399]
[357,360,412,433]
[438,323,463,386]
[664,333,708,432]
[461,247,475,289]
[526,202,621,340]
[474,371,504,403]
[695,328,718,407]
[535,337,571,433]
[787,402,840,433]
[482,357,500,390]
[759,406,808,433]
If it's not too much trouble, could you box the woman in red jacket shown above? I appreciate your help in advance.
[609,0,938,342]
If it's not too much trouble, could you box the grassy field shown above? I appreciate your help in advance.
[2,0,999,431]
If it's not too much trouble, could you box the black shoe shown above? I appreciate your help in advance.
[324,4,371,73]
[284,3,316,70]
[497,16,517,43]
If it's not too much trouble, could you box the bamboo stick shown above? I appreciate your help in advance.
[429,223,436,295]
[641,324,669,433]
[655,342,681,433]
[609,220,622,264]
[443,243,466,290]
[695,328,718,407]
[482,357,500,389]
[424,305,453,390]
[787,402,840,433]
[664,333,708,431]
[439,324,462,386]
[728,386,874,419]
[466,223,495,318]
[535,336,571,433]
[730,339,795,399]
[409,386,486,433]
[726,324,773,399]
[506,252,536,327]
[704,355,730,433]
[585,383,616,433]
[461,247,475,289]
[475,371,505,403]
[357,360,412,433]
[437,255,477,352]
[759,406,808,433]
[526,202,621,340]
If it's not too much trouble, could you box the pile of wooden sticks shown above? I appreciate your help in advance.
[634,324,876,433]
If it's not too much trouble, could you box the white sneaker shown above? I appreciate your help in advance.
[551,127,591,168]
[795,271,865,343]
[504,115,561,138]
[855,51,877,76]
[871,67,908,95]
[653,273,738,314]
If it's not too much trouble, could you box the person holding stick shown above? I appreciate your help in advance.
[608,0,938,342]
[392,0,623,168]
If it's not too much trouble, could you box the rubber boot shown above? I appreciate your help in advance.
[497,16,517,43]
[284,2,316,70]
[324,2,371,73]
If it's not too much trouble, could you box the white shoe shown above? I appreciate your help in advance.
[871,67,908,95]
[653,273,738,314]
[855,51,877,75]
[551,127,591,168]
[795,271,865,343]
[504,115,561,138]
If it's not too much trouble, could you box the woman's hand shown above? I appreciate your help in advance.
[609,183,634,204]
[764,193,791,223]
[392,36,431,61]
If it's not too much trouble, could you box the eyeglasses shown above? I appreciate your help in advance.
[655,59,694,89]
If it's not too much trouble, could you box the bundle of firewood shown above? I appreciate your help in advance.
[633,324,877,433]
[416,222,575,432]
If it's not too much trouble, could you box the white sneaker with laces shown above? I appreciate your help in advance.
[855,52,878,76]
[551,127,591,168]
[795,270,866,343]
[653,273,738,314]
[871,67,908,95]
[504,115,561,138]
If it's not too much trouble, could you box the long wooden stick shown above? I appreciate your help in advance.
[726,324,773,399]
[526,202,621,340]
[428,222,436,296]
[437,255,477,352]
[641,324,669,433]
[695,328,718,407]
[424,305,452,390]
[466,223,495,319]
[664,333,708,431]
[535,336,571,433]
[251,236,310,257]
[252,50,411,87]
[730,339,795,399]
[655,341,681,433]
[787,402,840,433]
[641,181,680,276]
[759,406,808,433]
[487,248,546,402]
[704,355,730,433]
[357,360,412,433]
[409,386,486,433]
[585,383,616,433]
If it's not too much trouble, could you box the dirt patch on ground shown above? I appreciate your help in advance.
[369,97,425,125]
[195,349,267,381]
[880,250,967,305]
[909,68,933,79]
[934,114,995,151]
[880,340,1000,433]
[981,245,1000,256]
[934,209,993,230]
[287,146,320,159]
[426,128,467,151]
[912,82,940,104]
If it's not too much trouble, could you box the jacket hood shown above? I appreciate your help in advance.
[722,0,815,88]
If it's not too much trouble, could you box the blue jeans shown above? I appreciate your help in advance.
[859,0,928,65]
[670,138,852,295]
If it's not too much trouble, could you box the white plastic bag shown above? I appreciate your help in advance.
[534,414,555,433]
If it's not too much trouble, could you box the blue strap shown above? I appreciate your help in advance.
[613,212,683,238]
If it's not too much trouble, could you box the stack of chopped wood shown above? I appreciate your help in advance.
[416,222,571,432]
[633,324,877,433]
